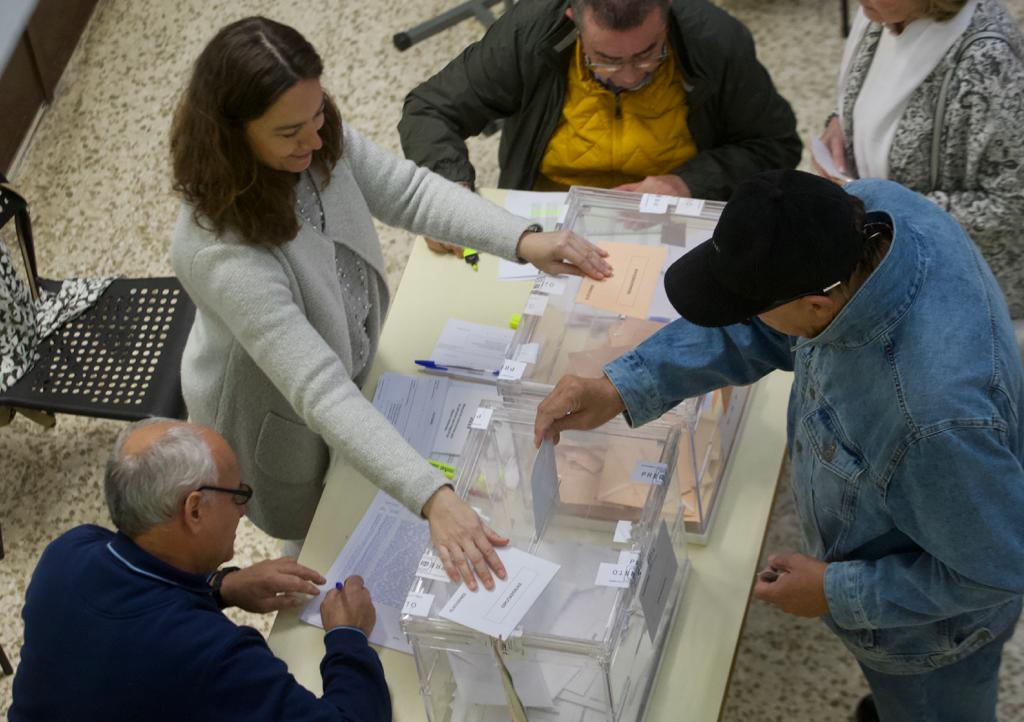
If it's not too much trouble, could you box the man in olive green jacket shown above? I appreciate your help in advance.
[399,0,800,202]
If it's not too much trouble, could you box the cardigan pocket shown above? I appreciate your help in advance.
[253,411,330,539]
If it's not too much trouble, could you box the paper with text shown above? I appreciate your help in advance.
[440,547,560,639]
[432,381,500,456]
[300,491,430,654]
[371,372,448,457]
[432,319,514,372]
[575,242,668,319]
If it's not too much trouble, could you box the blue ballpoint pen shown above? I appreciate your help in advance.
[414,359,499,375]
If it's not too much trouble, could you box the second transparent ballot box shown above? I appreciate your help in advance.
[401,401,690,722]
[498,186,749,541]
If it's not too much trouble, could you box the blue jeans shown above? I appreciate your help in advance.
[859,624,1014,722]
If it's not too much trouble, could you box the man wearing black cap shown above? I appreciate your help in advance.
[533,170,1024,721]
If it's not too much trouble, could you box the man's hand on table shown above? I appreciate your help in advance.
[614,174,690,197]
[321,574,377,637]
[534,374,626,447]
[218,558,325,613]
[753,552,830,618]
[422,485,508,592]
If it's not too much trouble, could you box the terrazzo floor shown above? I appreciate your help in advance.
[2,0,1022,719]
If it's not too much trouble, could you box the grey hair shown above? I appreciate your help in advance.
[570,0,670,31]
[104,418,218,537]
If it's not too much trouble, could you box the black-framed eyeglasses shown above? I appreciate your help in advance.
[742,281,843,325]
[584,44,668,74]
[196,482,253,506]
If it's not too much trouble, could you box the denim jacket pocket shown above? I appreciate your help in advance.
[798,406,867,560]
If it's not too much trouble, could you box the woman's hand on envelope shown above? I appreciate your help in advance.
[516,230,613,280]
[534,374,626,447]
[422,486,508,592]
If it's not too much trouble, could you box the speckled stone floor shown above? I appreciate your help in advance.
[2,0,1022,719]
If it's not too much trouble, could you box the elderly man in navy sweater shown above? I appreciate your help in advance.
[9,419,391,721]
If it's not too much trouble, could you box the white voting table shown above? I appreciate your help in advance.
[267,196,793,722]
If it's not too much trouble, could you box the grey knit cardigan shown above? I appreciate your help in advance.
[839,0,1024,317]
[171,124,530,539]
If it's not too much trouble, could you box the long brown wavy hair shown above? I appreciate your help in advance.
[170,17,343,246]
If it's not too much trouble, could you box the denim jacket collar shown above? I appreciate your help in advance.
[106,532,213,597]
[795,211,925,351]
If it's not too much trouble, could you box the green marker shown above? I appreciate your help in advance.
[462,247,480,271]
[428,459,456,479]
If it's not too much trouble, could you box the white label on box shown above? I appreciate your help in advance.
[639,193,672,214]
[631,460,668,485]
[534,276,567,296]
[523,293,549,316]
[595,562,637,588]
[618,550,641,568]
[497,359,527,381]
[613,520,633,543]
[416,549,451,582]
[470,406,494,430]
[514,343,539,364]
[674,198,706,217]
[402,591,434,617]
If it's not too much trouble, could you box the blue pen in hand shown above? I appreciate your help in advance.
[335,581,344,590]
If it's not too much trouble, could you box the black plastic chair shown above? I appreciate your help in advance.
[0,518,10,675]
[0,178,195,426]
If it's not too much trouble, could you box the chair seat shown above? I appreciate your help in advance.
[1,276,195,421]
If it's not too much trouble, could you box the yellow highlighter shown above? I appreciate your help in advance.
[428,459,456,479]
[462,248,480,271]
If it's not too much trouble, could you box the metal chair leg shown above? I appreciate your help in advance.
[0,642,12,676]
[393,0,508,50]
[13,407,56,428]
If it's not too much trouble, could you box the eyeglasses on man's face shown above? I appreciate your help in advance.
[196,482,253,506]
[584,44,668,74]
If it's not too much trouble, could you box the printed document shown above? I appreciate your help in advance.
[371,372,448,457]
[432,319,514,372]
[299,491,430,654]
[440,547,560,639]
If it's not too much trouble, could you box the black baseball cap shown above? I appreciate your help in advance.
[664,170,864,327]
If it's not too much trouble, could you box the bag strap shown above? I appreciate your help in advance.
[930,30,1018,190]
[0,181,41,301]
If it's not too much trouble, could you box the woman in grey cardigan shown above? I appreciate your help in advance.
[168,17,612,591]
[816,0,1024,321]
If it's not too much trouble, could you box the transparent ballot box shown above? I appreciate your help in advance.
[498,186,749,542]
[401,401,690,722]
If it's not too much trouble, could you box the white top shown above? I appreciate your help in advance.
[840,3,978,179]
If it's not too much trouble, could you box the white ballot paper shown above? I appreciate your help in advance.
[372,372,448,457]
[811,136,853,183]
[433,319,514,372]
[531,440,560,539]
[300,491,430,654]
[440,547,560,639]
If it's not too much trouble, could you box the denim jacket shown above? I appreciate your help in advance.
[605,179,1024,674]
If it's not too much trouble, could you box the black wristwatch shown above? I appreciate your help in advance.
[517,223,544,263]
[209,566,241,609]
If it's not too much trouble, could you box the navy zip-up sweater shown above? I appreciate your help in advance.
[9,525,391,721]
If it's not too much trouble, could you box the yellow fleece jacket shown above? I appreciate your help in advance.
[537,42,697,190]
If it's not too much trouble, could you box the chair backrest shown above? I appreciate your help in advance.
[0,174,41,301]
